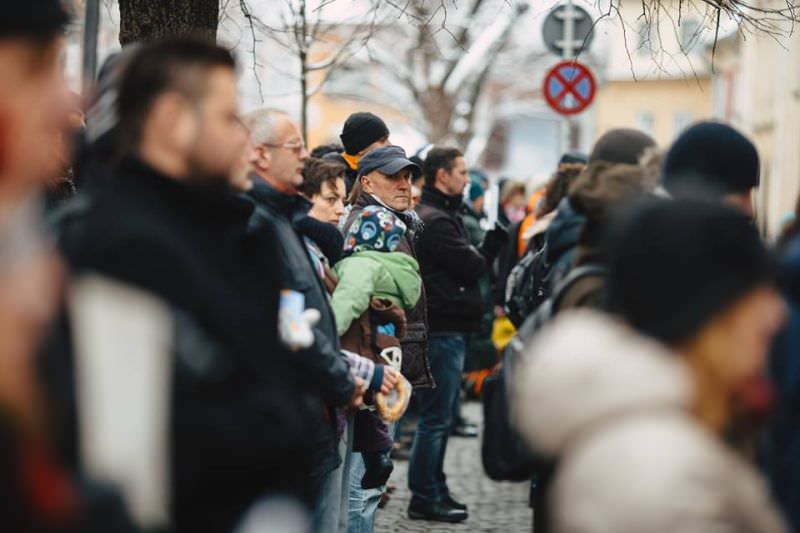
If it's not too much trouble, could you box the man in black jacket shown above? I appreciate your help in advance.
[409,147,507,522]
[60,39,321,531]
[242,108,361,533]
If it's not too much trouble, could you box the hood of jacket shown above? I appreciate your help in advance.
[543,198,585,264]
[512,310,692,457]
[354,250,421,310]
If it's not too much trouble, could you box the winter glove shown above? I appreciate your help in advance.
[481,223,509,260]
[278,290,320,351]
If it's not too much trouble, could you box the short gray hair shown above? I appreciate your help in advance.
[244,108,290,145]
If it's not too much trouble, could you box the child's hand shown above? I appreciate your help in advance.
[380,366,400,395]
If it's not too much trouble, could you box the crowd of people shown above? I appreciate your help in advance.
[5,2,800,533]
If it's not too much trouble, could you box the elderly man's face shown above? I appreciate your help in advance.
[361,168,412,211]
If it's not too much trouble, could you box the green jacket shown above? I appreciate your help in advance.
[331,250,422,337]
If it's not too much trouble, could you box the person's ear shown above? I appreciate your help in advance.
[360,175,372,194]
[154,93,196,151]
[435,167,448,186]
[250,144,271,174]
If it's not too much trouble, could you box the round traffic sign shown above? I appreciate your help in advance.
[542,4,595,57]
[542,61,596,116]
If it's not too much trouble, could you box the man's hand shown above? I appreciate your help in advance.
[349,377,365,409]
[380,366,400,395]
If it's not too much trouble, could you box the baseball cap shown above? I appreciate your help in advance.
[357,145,421,180]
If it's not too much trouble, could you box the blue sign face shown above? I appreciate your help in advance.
[543,61,596,115]
[547,65,592,101]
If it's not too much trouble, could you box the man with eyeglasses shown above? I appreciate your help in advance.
[243,108,366,533]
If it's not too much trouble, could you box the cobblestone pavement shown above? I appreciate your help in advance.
[374,402,532,532]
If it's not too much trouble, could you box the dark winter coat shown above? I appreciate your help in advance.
[461,204,497,371]
[416,186,488,334]
[245,178,356,472]
[343,191,434,388]
[764,235,800,530]
[57,158,321,532]
[246,179,355,402]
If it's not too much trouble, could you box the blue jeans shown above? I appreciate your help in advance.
[347,453,383,533]
[408,334,466,502]
[313,416,354,533]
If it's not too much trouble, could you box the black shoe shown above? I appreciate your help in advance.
[443,494,467,510]
[361,452,394,489]
[451,422,479,438]
[408,496,468,523]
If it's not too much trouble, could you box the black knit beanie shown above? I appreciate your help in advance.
[589,129,656,165]
[604,198,773,345]
[340,112,390,156]
[663,121,760,197]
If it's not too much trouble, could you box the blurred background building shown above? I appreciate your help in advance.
[63,0,800,237]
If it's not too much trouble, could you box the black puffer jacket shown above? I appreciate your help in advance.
[416,186,489,334]
[343,191,434,388]
[57,158,321,532]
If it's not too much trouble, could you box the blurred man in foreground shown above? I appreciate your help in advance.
[62,38,319,531]
[0,2,75,530]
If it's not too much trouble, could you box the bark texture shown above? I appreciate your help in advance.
[119,0,219,45]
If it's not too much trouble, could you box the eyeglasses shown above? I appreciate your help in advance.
[260,140,307,153]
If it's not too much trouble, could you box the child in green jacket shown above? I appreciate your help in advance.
[331,205,421,489]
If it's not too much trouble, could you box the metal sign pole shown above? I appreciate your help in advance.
[561,0,575,154]
[82,0,100,92]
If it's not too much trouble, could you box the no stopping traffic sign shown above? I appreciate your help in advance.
[543,61,596,116]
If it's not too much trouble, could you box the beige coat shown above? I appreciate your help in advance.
[511,311,787,533]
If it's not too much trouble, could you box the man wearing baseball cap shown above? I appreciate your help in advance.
[342,145,434,390]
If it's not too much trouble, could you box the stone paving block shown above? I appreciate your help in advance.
[374,402,532,532]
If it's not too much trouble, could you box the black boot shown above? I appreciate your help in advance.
[361,451,394,489]
[408,496,468,523]
[443,493,467,510]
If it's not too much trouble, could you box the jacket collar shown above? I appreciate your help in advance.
[247,176,312,221]
[116,157,253,222]
[420,185,463,212]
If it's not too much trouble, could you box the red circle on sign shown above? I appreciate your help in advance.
[543,61,596,116]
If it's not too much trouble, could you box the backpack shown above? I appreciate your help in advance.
[504,243,552,329]
[481,264,606,482]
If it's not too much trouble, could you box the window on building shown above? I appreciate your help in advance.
[636,112,655,137]
[672,111,692,138]
[680,18,702,52]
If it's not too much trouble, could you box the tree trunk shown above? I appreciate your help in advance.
[119,0,219,45]
[422,87,454,145]
[299,0,309,143]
